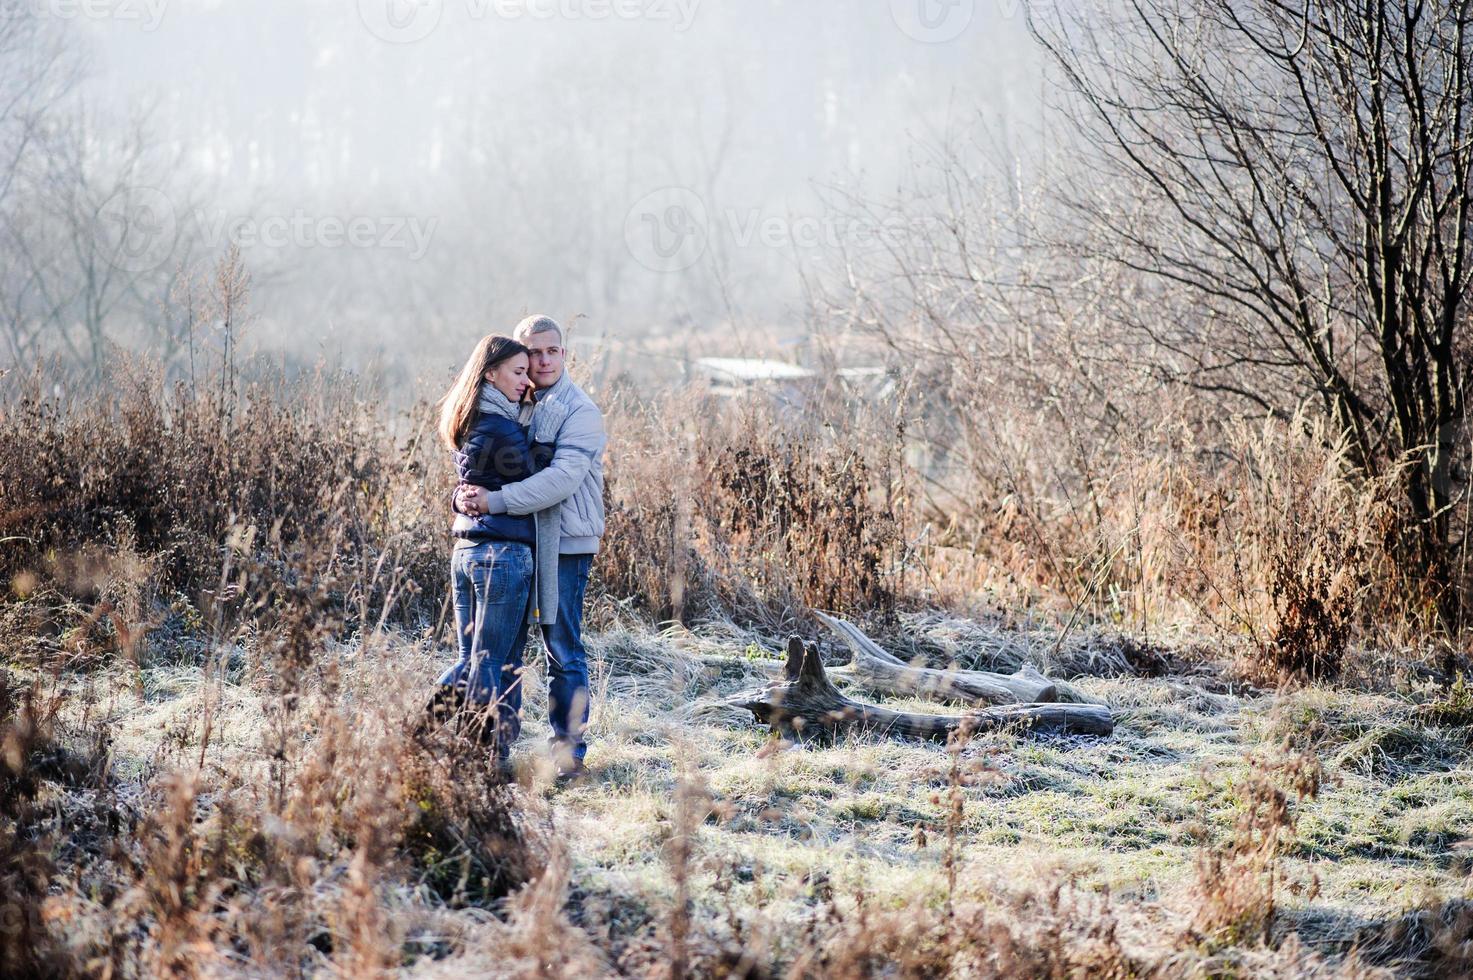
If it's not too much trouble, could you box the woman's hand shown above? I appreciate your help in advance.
[456,483,492,516]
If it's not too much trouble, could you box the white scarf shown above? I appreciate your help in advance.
[476,383,522,423]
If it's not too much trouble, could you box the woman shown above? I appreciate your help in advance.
[428,334,536,758]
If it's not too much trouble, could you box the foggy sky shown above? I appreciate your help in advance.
[53,0,1045,383]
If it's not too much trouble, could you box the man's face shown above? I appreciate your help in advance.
[523,331,566,389]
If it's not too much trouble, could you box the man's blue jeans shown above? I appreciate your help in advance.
[543,553,593,763]
[439,540,533,752]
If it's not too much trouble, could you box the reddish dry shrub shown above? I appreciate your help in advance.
[79,707,546,976]
[1231,417,1404,680]
[700,436,901,623]
[596,386,910,631]
[0,359,449,668]
[0,675,73,979]
[1191,744,1324,947]
[598,452,693,624]
[776,881,1144,979]
[1355,897,1473,977]
[857,319,1449,668]
[399,731,548,908]
[126,773,229,977]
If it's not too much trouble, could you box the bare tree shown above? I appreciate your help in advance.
[0,5,76,207]
[0,5,80,366]
[1027,0,1473,614]
[4,109,207,374]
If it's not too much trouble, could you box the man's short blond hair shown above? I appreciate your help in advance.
[513,315,564,346]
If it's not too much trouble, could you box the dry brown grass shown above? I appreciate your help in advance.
[0,362,449,676]
[1,673,77,978]
[1,649,548,977]
[898,391,1450,684]
[596,383,911,634]
[1189,743,1325,947]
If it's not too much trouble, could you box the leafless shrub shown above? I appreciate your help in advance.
[783,879,1145,979]
[400,730,549,908]
[1191,744,1324,947]
[597,384,911,632]
[1354,896,1473,978]
[0,331,448,675]
[1238,418,1404,679]
[0,674,75,978]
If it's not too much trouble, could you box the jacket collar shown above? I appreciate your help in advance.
[527,372,576,441]
[533,370,573,406]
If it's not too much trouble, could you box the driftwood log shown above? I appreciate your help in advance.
[727,638,1114,740]
[816,611,1057,705]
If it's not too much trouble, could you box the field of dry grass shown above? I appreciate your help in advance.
[3,356,1471,977]
[8,607,1470,976]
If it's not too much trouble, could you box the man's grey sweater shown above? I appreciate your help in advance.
[481,372,605,625]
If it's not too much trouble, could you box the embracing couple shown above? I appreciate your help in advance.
[427,315,605,782]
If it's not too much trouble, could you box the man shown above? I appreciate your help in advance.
[454,314,605,779]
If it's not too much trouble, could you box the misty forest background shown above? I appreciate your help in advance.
[3,0,1043,387]
[4,0,1473,977]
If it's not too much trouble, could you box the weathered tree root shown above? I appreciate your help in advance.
[816,611,1057,705]
[726,637,1114,741]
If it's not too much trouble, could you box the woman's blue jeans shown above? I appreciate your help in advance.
[439,540,533,753]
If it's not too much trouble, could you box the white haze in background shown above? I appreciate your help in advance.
[62,0,1044,386]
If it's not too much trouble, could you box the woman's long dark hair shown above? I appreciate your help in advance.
[437,334,530,450]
